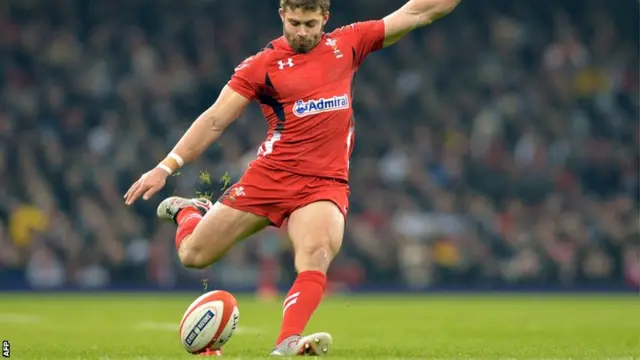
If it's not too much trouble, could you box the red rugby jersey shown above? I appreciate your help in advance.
[227,20,385,181]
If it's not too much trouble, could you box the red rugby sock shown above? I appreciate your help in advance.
[175,207,202,250]
[275,270,327,344]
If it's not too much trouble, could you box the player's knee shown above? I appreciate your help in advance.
[178,244,211,269]
[294,240,336,273]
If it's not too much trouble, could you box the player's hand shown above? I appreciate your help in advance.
[124,167,169,205]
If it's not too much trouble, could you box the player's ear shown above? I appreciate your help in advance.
[279,8,285,22]
[323,12,329,25]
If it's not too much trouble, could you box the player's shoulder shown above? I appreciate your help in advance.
[233,38,284,73]
[266,36,292,53]
[328,23,359,39]
[328,20,384,39]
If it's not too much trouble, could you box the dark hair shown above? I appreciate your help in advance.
[280,0,330,14]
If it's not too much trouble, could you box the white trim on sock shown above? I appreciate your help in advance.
[179,214,201,224]
[282,292,300,316]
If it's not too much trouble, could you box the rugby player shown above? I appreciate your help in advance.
[124,0,460,355]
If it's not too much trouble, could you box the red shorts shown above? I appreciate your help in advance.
[218,162,350,227]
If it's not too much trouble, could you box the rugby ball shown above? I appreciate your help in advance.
[179,290,240,354]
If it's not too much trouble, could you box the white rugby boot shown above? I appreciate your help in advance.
[156,196,213,223]
[270,333,333,356]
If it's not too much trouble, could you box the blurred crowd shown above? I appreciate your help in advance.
[0,0,638,291]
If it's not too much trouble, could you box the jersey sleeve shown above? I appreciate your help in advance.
[226,52,267,101]
[335,20,386,66]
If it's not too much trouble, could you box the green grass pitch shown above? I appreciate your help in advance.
[0,293,638,359]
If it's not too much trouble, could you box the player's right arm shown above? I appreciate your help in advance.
[124,53,266,205]
[167,86,250,167]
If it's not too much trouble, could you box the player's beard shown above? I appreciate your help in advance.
[285,28,323,53]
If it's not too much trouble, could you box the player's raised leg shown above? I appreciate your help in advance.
[270,201,344,356]
[157,196,270,269]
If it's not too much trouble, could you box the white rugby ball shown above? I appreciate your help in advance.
[179,290,240,354]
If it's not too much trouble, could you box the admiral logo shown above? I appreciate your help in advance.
[185,310,216,346]
[293,94,350,117]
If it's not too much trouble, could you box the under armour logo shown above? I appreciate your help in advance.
[278,58,294,69]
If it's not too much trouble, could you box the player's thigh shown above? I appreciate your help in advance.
[182,201,270,263]
[287,200,346,272]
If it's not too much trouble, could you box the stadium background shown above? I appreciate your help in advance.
[0,0,638,294]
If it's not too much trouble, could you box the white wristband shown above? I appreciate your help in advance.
[157,163,174,175]
[168,152,185,167]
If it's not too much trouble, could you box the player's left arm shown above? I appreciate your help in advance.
[382,0,461,48]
